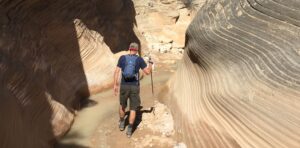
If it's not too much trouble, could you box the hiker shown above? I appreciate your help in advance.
[113,42,153,137]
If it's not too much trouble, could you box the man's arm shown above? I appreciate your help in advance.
[142,62,153,75]
[113,67,121,96]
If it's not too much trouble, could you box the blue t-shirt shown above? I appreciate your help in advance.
[117,54,147,85]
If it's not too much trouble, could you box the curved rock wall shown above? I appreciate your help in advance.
[0,0,139,147]
[169,0,300,147]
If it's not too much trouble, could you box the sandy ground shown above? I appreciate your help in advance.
[55,52,186,148]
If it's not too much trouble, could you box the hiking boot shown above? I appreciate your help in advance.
[126,125,133,138]
[119,119,125,131]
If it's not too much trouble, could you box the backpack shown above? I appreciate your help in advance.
[122,55,138,82]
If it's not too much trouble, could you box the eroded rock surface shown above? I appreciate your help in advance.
[0,0,139,147]
[134,0,205,54]
[169,0,300,147]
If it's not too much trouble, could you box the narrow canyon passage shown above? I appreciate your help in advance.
[1,0,300,148]
[55,53,182,148]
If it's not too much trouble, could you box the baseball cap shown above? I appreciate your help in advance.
[129,42,139,51]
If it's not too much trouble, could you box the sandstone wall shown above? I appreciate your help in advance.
[169,0,300,147]
[0,0,139,147]
[133,0,205,54]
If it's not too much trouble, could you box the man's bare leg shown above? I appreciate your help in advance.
[119,105,126,119]
[126,110,136,137]
[129,110,136,125]
[119,105,126,131]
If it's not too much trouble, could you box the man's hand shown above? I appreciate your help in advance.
[148,58,154,65]
[142,60,154,75]
[113,84,119,96]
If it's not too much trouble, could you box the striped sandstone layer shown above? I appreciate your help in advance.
[168,0,300,147]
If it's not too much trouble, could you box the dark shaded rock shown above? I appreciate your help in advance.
[0,0,139,147]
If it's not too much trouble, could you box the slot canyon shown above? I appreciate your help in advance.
[1,0,300,148]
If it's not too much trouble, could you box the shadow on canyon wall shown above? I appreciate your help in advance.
[0,0,139,147]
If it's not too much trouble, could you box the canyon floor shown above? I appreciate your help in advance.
[55,52,184,148]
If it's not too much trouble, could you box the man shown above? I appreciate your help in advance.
[113,42,153,137]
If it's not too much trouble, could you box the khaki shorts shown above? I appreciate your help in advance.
[119,85,141,110]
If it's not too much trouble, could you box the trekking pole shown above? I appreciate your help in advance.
[149,56,154,96]
[144,52,155,115]
[149,55,155,116]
